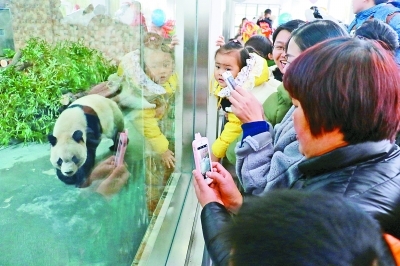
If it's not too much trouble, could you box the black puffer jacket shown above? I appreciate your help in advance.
[202,140,400,265]
[292,140,400,238]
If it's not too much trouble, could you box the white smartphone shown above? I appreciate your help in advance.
[222,70,237,91]
[192,133,213,185]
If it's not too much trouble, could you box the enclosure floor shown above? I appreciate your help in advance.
[0,140,149,266]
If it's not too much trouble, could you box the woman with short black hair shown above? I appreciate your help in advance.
[194,37,400,265]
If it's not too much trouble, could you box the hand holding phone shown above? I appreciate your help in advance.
[222,71,237,91]
[115,130,128,166]
[192,133,213,185]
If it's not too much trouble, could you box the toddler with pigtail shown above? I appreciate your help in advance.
[211,40,276,162]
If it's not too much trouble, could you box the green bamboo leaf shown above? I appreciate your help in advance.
[0,37,117,145]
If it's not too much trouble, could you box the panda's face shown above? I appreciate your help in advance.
[50,139,87,177]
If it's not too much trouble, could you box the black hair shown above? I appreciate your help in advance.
[290,20,348,52]
[215,40,250,69]
[229,190,395,266]
[284,37,400,144]
[245,35,273,60]
[264,9,271,15]
[272,19,305,44]
[356,19,399,52]
[375,0,389,4]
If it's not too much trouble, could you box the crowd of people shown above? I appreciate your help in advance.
[195,0,400,265]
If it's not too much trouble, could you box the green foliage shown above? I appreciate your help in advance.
[0,38,117,146]
[2,48,16,58]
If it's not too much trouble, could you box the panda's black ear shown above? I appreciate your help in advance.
[48,134,57,146]
[72,130,84,143]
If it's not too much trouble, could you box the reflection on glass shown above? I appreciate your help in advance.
[114,1,148,30]
[0,0,180,264]
[111,31,178,215]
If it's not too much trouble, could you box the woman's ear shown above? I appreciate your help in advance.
[268,53,273,60]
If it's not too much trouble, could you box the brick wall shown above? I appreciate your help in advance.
[9,0,142,63]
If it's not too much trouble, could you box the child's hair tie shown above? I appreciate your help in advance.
[150,37,156,41]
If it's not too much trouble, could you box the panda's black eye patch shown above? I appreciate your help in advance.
[72,156,80,164]
[57,158,63,166]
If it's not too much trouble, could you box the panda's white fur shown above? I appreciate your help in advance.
[49,94,124,179]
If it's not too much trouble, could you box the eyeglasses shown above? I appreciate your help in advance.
[273,45,286,52]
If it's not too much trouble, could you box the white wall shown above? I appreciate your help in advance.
[237,0,355,25]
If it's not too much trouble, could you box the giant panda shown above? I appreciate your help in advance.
[48,94,124,187]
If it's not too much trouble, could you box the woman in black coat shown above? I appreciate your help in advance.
[193,37,400,265]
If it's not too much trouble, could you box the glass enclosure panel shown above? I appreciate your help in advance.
[0,0,189,264]
[0,8,15,53]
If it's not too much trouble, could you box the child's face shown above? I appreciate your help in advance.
[144,48,174,84]
[214,52,241,88]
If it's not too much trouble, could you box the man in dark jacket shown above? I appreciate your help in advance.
[257,8,273,29]
[193,38,400,265]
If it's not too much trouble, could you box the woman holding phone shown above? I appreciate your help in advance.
[194,37,400,265]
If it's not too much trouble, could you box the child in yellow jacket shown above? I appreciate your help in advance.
[111,33,177,168]
[211,40,276,161]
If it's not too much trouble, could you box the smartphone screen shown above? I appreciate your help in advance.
[223,71,237,91]
[115,131,128,166]
[196,143,212,179]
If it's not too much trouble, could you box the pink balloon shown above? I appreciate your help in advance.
[310,0,318,4]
